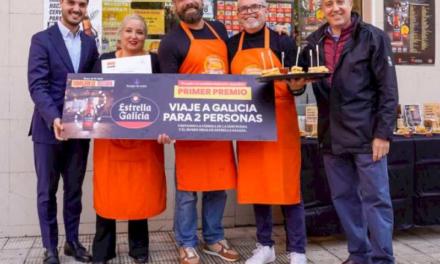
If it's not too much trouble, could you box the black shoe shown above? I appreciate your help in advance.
[342,259,361,264]
[64,241,92,262]
[129,254,149,263]
[43,248,60,264]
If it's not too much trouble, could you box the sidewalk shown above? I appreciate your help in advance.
[1,226,440,264]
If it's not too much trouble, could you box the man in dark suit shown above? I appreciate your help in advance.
[27,0,98,263]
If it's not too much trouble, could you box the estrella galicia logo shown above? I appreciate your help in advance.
[111,93,160,129]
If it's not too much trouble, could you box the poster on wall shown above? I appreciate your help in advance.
[384,0,435,65]
[298,0,326,45]
[203,0,215,19]
[101,0,131,52]
[43,0,102,48]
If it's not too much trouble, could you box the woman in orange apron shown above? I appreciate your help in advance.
[158,9,239,263]
[92,15,166,263]
[229,2,307,262]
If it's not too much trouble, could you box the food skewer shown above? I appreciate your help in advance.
[281,51,285,68]
[316,45,320,67]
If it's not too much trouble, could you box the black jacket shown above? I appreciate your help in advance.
[304,13,398,154]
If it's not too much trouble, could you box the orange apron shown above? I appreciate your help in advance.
[93,139,166,219]
[175,21,236,191]
[93,54,166,220]
[230,27,301,205]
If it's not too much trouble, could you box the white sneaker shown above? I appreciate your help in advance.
[245,243,276,264]
[289,252,307,264]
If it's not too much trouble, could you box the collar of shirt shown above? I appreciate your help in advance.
[326,27,340,42]
[326,18,355,42]
[57,20,81,39]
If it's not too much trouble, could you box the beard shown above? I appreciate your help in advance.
[62,10,84,27]
[242,17,264,31]
[177,2,204,24]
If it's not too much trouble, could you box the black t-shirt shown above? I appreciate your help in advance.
[158,20,229,73]
[227,27,297,68]
[92,51,161,73]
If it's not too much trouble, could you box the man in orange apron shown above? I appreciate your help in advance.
[228,0,308,263]
[158,0,240,263]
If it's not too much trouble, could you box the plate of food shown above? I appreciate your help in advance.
[257,66,331,82]
[412,125,432,136]
[393,127,411,137]
[431,127,440,134]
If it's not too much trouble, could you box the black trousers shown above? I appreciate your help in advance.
[92,214,149,261]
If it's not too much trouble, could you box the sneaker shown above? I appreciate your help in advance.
[203,239,240,262]
[245,243,276,264]
[179,247,200,264]
[289,252,307,264]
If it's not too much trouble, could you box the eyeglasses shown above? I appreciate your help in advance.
[322,0,348,9]
[237,4,266,14]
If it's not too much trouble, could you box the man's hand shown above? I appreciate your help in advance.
[286,78,309,92]
[372,138,390,162]
[157,133,175,144]
[53,118,66,141]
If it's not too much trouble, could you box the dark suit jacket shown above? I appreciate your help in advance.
[28,24,99,144]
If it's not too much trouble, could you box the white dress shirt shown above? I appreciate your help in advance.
[57,21,82,73]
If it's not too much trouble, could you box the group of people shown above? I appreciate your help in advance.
[27,0,398,264]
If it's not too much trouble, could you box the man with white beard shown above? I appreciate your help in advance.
[227,0,308,263]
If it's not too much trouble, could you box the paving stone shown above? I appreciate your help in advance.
[149,248,180,262]
[150,231,175,243]
[429,253,440,262]
[224,226,255,239]
[0,238,7,249]
[395,254,439,264]
[393,240,423,256]
[0,248,29,263]
[149,242,177,251]
[3,237,35,249]
[2,226,440,263]
[26,247,44,258]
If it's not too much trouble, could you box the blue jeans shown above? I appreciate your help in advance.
[323,153,394,264]
[254,202,306,253]
[174,190,227,247]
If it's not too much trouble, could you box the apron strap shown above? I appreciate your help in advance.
[264,26,270,50]
[180,21,222,41]
[180,22,195,41]
[205,22,223,41]
[238,26,270,52]
[238,31,245,52]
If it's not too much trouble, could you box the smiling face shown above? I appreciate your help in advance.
[237,0,267,34]
[321,0,353,30]
[59,0,88,29]
[119,18,147,54]
[174,0,204,24]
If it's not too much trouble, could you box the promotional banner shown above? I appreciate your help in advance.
[61,74,277,141]
[384,0,435,64]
